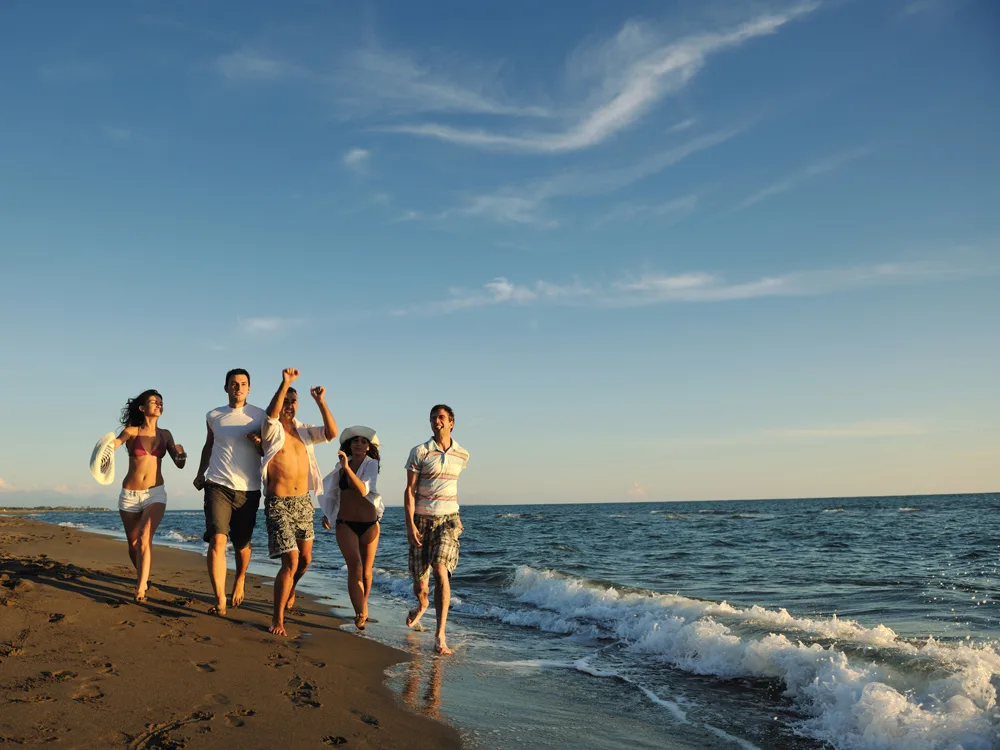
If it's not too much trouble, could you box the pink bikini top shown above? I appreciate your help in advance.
[130,433,166,458]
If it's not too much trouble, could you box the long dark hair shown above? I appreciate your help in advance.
[343,436,381,473]
[120,390,162,427]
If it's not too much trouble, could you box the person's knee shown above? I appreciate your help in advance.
[432,563,450,582]
[209,534,228,552]
[298,549,312,569]
[413,578,430,598]
[280,552,299,572]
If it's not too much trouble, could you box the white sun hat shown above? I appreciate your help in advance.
[89,432,116,485]
[338,425,379,448]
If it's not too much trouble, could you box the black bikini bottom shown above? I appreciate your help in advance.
[336,518,379,538]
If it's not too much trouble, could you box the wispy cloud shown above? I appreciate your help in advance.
[393,259,985,315]
[383,4,817,153]
[764,420,929,438]
[102,125,132,142]
[343,148,371,173]
[736,147,872,210]
[596,195,698,226]
[336,46,549,118]
[215,50,306,83]
[240,317,304,334]
[430,129,737,226]
[0,477,11,492]
[900,0,969,18]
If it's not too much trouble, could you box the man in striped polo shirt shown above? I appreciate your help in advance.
[404,404,469,654]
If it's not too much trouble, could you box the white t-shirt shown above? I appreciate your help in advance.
[204,404,267,492]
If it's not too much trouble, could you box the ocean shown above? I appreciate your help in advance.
[23,493,1000,750]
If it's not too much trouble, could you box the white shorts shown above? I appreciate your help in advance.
[119,485,167,513]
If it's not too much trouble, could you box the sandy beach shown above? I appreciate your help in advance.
[0,515,460,749]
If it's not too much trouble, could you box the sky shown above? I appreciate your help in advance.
[0,0,998,510]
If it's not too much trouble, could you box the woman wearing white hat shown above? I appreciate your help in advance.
[318,425,384,630]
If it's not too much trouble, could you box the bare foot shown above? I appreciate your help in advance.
[285,592,296,611]
[208,604,227,617]
[354,613,367,630]
[231,578,246,608]
[268,621,287,636]
[406,604,427,631]
[435,637,454,655]
[135,587,147,603]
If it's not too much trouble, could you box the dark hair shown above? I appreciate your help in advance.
[430,404,455,421]
[225,368,250,388]
[286,387,297,397]
[120,390,162,427]
[343,436,381,473]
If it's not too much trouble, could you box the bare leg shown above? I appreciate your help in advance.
[432,563,453,655]
[336,524,366,627]
[286,539,312,611]
[134,503,165,600]
[231,544,251,607]
[119,510,142,570]
[359,524,381,620]
[270,549,298,636]
[207,534,228,614]
[408,575,430,631]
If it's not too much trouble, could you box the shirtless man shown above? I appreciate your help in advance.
[255,367,337,636]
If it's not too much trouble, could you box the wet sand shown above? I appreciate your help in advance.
[0,515,461,749]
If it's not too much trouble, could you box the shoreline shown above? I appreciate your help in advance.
[0,515,461,749]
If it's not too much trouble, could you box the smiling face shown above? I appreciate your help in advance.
[225,373,250,408]
[141,395,163,419]
[430,408,454,442]
[281,390,298,421]
[348,436,370,461]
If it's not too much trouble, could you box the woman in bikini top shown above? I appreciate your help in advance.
[321,426,381,630]
[109,389,186,601]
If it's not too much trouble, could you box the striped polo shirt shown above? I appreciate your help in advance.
[405,437,470,517]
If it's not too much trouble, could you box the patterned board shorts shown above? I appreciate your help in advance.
[408,513,461,582]
[264,494,315,559]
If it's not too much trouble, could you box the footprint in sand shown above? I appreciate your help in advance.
[283,675,321,708]
[72,683,105,703]
[224,707,256,727]
[355,712,379,727]
[48,613,65,623]
[266,651,291,670]
[7,694,55,704]
[304,658,326,668]
[193,661,217,673]
[322,736,348,746]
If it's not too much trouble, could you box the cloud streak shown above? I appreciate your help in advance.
[240,317,304,334]
[383,4,817,153]
[392,259,984,315]
[764,420,929,438]
[736,147,872,210]
[215,50,306,83]
[336,47,549,118]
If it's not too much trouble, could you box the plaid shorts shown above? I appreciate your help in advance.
[408,513,461,582]
[264,494,315,559]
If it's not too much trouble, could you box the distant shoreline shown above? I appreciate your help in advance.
[0,506,111,514]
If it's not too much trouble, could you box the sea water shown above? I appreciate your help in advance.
[26,493,1000,749]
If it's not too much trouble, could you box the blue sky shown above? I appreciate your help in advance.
[1,0,997,509]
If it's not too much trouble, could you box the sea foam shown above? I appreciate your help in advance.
[478,566,1000,750]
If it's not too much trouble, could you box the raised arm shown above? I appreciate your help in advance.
[267,368,299,419]
[404,469,421,547]
[162,429,187,469]
[193,421,213,490]
[337,451,370,495]
[309,386,338,441]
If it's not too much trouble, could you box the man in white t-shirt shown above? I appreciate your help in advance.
[193,368,267,616]
[404,404,469,655]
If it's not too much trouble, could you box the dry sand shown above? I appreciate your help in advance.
[0,515,461,749]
